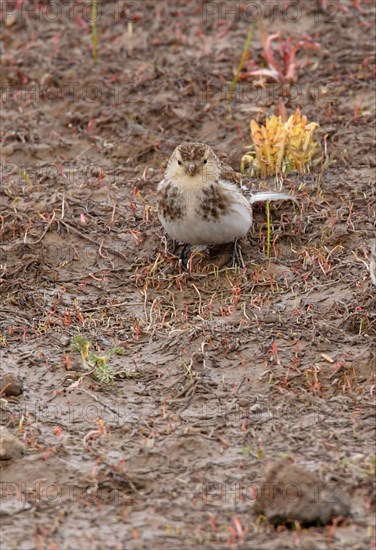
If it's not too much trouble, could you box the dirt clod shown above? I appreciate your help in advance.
[0,427,25,460]
[0,372,23,396]
[254,460,351,526]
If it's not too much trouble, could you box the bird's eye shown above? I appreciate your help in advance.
[178,160,182,165]
[203,159,208,164]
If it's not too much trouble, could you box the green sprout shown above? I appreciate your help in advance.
[229,23,255,108]
[71,336,136,384]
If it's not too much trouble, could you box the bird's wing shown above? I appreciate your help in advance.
[219,161,242,187]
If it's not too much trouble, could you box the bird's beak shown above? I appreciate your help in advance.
[187,163,198,176]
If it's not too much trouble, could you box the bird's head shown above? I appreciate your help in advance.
[166,142,220,186]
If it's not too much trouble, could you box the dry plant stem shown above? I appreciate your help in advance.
[266,201,271,259]
[91,0,98,63]
[60,220,129,261]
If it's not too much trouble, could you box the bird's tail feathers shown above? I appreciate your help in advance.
[249,191,297,204]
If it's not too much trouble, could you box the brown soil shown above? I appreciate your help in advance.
[1,1,375,549]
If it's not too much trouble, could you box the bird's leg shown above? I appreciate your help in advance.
[227,239,244,268]
[180,244,191,268]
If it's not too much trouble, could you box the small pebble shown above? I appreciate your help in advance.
[60,335,71,347]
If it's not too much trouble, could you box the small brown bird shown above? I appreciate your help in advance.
[157,142,295,266]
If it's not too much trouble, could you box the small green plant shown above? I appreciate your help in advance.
[19,169,32,189]
[71,335,134,384]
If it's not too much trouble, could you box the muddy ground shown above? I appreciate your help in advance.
[0,1,375,549]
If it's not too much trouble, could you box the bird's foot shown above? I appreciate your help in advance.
[179,244,191,270]
[227,239,244,268]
